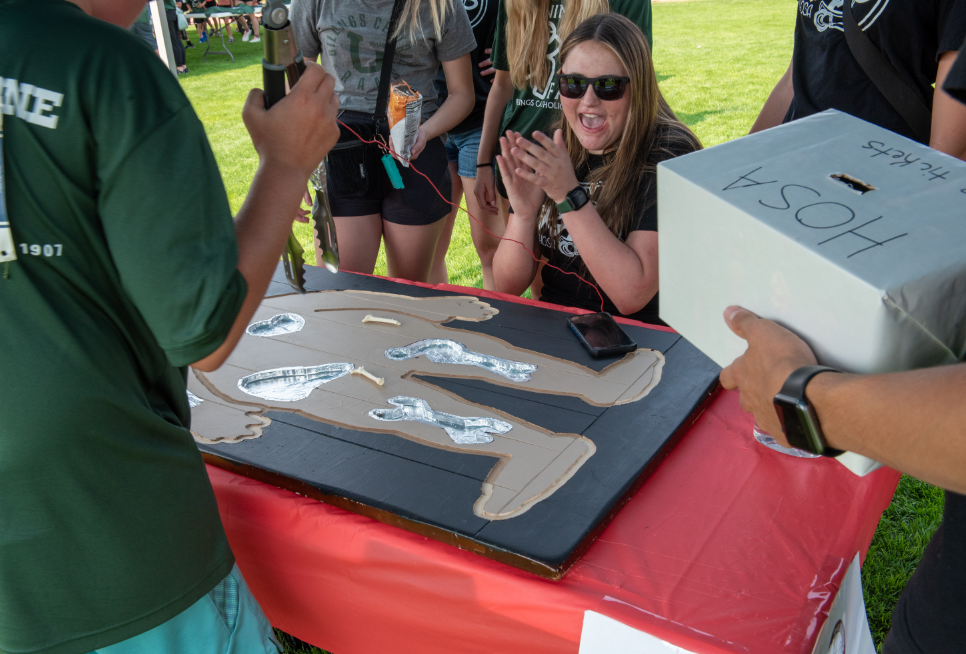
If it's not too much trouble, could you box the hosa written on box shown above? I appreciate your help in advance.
[658,110,966,376]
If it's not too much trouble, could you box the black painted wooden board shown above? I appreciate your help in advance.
[198,266,720,576]
[293,265,682,369]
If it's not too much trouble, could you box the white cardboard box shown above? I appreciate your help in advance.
[659,110,966,375]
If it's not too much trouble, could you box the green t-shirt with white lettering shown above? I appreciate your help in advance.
[491,0,652,140]
[0,1,244,652]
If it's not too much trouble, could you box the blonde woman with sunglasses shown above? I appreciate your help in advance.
[474,0,651,227]
[493,14,700,325]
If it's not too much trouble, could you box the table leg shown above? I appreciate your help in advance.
[203,15,234,63]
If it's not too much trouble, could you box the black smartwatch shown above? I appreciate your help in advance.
[773,365,844,457]
[556,186,590,214]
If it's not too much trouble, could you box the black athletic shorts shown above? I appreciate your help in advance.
[326,116,452,226]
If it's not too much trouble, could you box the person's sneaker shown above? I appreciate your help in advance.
[186,40,195,48]
[250,36,261,43]
[228,36,234,43]
[200,32,208,43]
[242,30,251,42]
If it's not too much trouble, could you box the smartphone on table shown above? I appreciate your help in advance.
[567,312,637,358]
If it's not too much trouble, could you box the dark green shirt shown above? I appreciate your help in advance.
[0,1,244,652]
[492,0,652,139]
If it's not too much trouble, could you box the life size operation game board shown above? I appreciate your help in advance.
[193,267,720,578]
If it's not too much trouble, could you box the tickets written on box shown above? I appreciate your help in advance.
[657,110,966,476]
[659,110,966,374]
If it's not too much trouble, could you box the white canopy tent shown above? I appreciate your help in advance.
[148,0,178,77]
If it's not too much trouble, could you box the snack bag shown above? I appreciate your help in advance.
[387,81,422,168]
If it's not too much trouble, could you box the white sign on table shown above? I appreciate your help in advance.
[578,554,874,654]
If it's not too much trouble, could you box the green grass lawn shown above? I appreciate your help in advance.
[179,2,944,651]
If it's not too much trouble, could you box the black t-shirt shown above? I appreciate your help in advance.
[434,0,498,135]
[887,490,966,652]
[538,132,696,325]
[785,0,966,143]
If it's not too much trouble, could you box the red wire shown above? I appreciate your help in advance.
[335,119,606,314]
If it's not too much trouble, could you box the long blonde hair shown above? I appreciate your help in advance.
[395,0,453,43]
[542,14,702,265]
[505,0,609,91]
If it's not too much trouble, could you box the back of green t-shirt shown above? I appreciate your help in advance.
[0,1,245,651]
[491,0,653,140]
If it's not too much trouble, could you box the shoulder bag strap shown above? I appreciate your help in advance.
[373,0,408,127]
[842,2,932,143]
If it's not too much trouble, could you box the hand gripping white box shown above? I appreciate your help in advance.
[658,110,966,474]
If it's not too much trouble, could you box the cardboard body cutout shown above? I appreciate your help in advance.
[191,291,664,519]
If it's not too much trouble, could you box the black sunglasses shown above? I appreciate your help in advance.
[558,74,631,101]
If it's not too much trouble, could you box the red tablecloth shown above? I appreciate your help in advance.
[207,279,898,653]
[208,387,898,654]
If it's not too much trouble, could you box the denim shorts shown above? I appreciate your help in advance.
[444,126,482,179]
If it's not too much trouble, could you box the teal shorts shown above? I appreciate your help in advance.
[88,565,282,654]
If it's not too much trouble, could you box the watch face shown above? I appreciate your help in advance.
[568,187,589,211]
[557,187,590,213]
[774,395,823,455]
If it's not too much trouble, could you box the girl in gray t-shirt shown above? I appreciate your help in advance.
[291,0,477,283]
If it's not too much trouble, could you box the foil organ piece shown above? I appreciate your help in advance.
[369,396,511,445]
[186,390,204,408]
[238,363,353,402]
[246,313,306,337]
[385,339,536,382]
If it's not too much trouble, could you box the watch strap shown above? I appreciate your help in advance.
[556,186,589,214]
[775,365,843,457]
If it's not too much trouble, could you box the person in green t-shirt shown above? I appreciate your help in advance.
[475,0,652,240]
[0,0,339,652]
[130,5,160,55]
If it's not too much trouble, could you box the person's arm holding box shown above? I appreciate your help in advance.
[720,306,966,495]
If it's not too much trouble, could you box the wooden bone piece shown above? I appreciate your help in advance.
[362,314,401,326]
[351,366,385,386]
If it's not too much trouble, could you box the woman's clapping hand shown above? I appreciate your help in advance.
[508,130,580,205]
[496,130,547,222]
